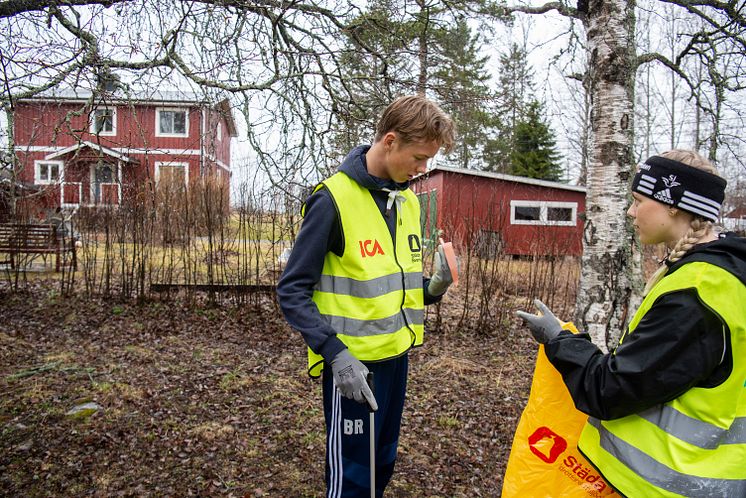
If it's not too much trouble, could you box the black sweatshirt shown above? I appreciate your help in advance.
[545,233,746,420]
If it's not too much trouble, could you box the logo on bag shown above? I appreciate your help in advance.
[561,455,608,493]
[528,427,567,464]
[359,239,385,258]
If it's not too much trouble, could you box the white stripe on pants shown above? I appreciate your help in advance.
[328,384,343,498]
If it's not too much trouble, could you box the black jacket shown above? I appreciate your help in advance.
[545,233,746,420]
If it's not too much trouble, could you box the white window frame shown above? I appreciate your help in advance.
[156,107,189,137]
[510,200,577,226]
[89,162,119,205]
[155,161,189,187]
[34,160,63,185]
[90,107,117,136]
[216,122,222,142]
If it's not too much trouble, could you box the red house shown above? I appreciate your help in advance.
[12,88,237,216]
[411,166,586,257]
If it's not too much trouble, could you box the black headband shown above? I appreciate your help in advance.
[631,155,727,222]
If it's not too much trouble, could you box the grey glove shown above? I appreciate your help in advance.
[330,349,378,411]
[516,299,564,344]
[428,245,454,296]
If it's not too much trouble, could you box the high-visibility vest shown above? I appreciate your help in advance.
[578,261,746,497]
[306,171,425,377]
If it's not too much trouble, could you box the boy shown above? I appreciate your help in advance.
[278,95,456,497]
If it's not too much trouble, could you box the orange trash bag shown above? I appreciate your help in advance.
[501,323,620,498]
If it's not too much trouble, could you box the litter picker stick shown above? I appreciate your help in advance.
[367,372,376,498]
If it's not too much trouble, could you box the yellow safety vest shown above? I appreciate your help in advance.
[306,171,425,377]
[578,261,746,497]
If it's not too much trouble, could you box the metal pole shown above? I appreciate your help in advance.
[367,372,375,498]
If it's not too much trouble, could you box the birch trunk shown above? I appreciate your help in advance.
[576,0,643,351]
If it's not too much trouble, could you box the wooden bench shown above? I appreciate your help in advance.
[0,223,77,272]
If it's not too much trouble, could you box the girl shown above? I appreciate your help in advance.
[517,150,746,497]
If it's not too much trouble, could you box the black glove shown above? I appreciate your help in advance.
[516,299,564,344]
[329,349,378,411]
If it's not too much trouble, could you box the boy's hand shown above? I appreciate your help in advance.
[428,245,455,296]
[330,349,378,411]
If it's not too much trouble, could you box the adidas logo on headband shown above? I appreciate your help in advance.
[632,155,727,222]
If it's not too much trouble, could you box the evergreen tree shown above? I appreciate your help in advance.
[484,43,535,173]
[430,19,500,169]
[509,101,563,181]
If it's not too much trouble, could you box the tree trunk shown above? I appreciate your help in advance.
[415,0,428,96]
[575,0,642,351]
[4,107,18,216]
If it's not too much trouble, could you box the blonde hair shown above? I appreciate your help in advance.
[642,149,719,295]
[374,95,456,154]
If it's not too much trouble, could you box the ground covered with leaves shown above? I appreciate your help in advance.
[0,283,536,497]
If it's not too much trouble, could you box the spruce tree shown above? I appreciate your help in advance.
[430,19,500,170]
[484,43,535,173]
[510,100,563,181]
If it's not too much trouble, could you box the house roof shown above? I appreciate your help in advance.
[21,87,210,106]
[725,206,746,219]
[45,141,138,164]
[418,165,587,193]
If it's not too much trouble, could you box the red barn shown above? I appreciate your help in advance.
[411,166,586,257]
[12,88,237,217]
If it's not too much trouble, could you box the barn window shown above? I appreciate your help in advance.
[90,108,116,135]
[548,206,573,222]
[156,108,189,137]
[35,160,63,184]
[510,200,577,226]
[514,206,541,221]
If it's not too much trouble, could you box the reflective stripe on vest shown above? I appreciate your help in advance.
[585,417,746,498]
[306,171,424,377]
[578,261,746,498]
[317,272,422,299]
[320,308,425,338]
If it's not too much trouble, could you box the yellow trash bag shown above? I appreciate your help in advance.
[501,323,620,498]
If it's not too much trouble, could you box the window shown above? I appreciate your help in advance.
[155,161,188,188]
[90,108,116,135]
[91,163,116,204]
[548,206,573,222]
[156,108,188,137]
[216,122,222,141]
[35,160,63,184]
[510,200,577,226]
[514,205,541,222]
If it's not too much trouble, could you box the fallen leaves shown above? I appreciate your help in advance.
[0,284,538,497]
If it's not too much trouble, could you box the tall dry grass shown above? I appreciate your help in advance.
[3,178,581,329]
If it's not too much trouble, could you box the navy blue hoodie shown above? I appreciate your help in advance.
[277,145,441,364]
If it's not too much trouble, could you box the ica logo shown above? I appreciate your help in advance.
[528,426,567,464]
[359,239,385,257]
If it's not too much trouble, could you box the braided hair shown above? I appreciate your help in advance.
[642,150,719,296]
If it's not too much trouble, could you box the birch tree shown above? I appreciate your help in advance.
[486,0,745,348]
